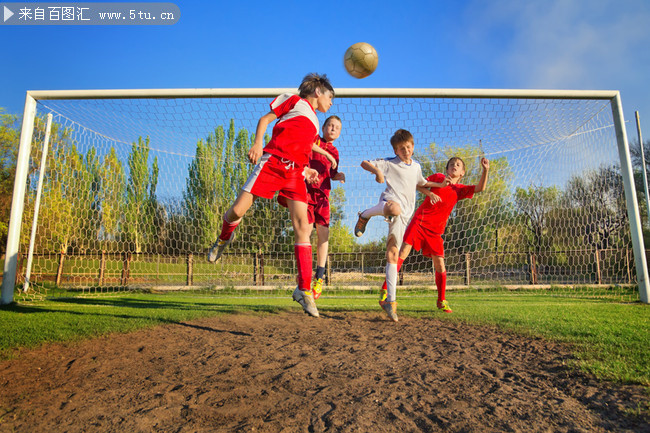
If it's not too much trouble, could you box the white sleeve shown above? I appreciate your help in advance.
[416,164,427,186]
[371,158,388,173]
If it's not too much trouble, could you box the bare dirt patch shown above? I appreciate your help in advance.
[0,311,648,432]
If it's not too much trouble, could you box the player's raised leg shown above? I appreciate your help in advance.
[208,191,255,263]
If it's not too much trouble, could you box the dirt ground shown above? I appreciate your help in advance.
[0,311,648,433]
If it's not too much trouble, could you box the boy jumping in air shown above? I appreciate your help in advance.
[355,129,435,322]
[382,156,490,314]
[278,115,345,299]
[307,115,346,299]
[207,73,336,318]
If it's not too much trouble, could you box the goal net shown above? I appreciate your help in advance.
[2,89,647,303]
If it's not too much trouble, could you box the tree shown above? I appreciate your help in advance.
[564,165,629,250]
[628,138,650,229]
[183,126,225,252]
[328,186,357,254]
[514,185,560,253]
[78,147,101,252]
[99,147,126,250]
[125,137,159,253]
[0,109,19,246]
[33,142,90,253]
[628,138,650,180]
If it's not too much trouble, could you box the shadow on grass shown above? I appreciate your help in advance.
[0,298,289,338]
[7,296,288,313]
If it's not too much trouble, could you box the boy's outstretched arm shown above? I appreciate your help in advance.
[474,158,490,193]
[249,111,277,164]
[312,144,337,169]
[422,178,450,189]
[361,160,384,184]
[417,185,441,204]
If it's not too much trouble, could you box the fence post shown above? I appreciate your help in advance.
[361,252,364,276]
[56,251,66,286]
[253,251,258,285]
[187,253,193,286]
[121,252,131,286]
[626,248,631,284]
[98,250,106,286]
[260,251,265,286]
[15,253,24,285]
[465,252,471,285]
[529,253,538,285]
[595,249,602,284]
[326,254,331,285]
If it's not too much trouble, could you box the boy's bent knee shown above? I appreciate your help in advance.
[384,201,402,216]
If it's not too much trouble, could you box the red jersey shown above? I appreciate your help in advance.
[263,94,319,167]
[410,173,475,235]
[307,137,339,202]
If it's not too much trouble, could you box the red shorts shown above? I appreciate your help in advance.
[403,221,444,258]
[308,194,330,227]
[242,153,308,203]
[277,185,331,227]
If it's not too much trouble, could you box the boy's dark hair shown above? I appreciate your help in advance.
[390,129,414,148]
[446,157,466,171]
[323,115,342,128]
[299,73,335,98]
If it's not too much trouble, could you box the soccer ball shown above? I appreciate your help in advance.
[343,42,378,79]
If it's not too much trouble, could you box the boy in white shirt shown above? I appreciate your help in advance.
[355,129,435,321]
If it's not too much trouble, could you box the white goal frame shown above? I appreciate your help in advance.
[2,88,648,304]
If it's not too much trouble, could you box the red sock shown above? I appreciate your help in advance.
[295,243,312,291]
[382,257,405,291]
[435,271,447,302]
[219,216,240,241]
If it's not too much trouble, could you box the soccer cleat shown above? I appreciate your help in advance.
[379,300,398,322]
[312,278,324,300]
[292,287,319,317]
[207,233,235,263]
[437,299,453,313]
[354,212,370,237]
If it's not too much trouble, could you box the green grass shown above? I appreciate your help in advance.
[0,290,648,387]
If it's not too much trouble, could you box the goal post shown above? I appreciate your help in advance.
[2,93,37,305]
[610,93,649,303]
[2,88,648,304]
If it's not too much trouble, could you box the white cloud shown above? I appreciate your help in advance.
[461,0,650,89]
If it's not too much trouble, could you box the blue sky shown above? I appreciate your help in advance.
[1,0,650,140]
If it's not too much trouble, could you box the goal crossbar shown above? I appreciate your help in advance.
[25,88,620,100]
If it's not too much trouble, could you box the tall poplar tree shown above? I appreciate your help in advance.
[125,137,158,253]
[99,147,126,250]
[183,126,225,251]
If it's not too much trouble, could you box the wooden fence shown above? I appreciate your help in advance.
[9,248,639,288]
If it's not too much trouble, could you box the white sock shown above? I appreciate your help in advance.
[385,263,397,302]
[361,201,385,219]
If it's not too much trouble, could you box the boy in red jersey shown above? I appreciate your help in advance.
[381,156,489,313]
[207,73,336,318]
[307,115,345,299]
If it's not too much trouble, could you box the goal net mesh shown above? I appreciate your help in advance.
[15,92,639,301]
